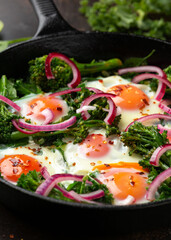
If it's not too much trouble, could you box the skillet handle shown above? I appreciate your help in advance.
[30,0,77,37]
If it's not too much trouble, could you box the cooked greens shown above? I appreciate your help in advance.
[80,0,171,40]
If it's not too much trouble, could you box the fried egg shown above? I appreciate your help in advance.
[2,75,167,205]
[14,93,69,125]
[0,142,66,182]
[86,75,164,130]
[64,129,142,175]
[94,162,149,204]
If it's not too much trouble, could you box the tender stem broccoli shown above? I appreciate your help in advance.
[0,102,19,144]
[28,55,122,92]
[0,75,20,144]
[121,122,169,170]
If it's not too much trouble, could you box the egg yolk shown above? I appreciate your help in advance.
[27,96,64,122]
[0,154,42,182]
[79,134,110,158]
[107,84,149,110]
[93,162,148,201]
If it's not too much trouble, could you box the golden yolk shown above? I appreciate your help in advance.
[79,134,110,158]
[107,84,149,110]
[113,172,147,200]
[28,96,63,121]
[93,162,148,201]
[0,154,41,182]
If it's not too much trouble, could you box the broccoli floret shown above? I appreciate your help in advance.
[17,170,44,192]
[0,102,19,144]
[121,122,169,170]
[28,55,122,92]
[121,122,168,156]
[29,55,73,92]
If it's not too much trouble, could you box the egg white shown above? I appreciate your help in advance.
[0,142,66,176]
[86,75,164,131]
[14,93,69,125]
[64,129,142,175]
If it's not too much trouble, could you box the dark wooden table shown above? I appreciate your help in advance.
[0,0,171,239]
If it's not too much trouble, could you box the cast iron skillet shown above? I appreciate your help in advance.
[0,0,171,233]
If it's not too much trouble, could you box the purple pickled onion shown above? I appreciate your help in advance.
[146,168,171,201]
[118,66,166,77]
[40,167,104,202]
[80,93,117,125]
[12,120,38,134]
[159,99,171,115]
[45,52,81,88]
[125,114,171,132]
[150,144,171,166]
[118,65,168,101]
[18,116,77,131]
[132,73,171,89]
[0,95,21,112]
[40,108,54,125]
[158,124,171,137]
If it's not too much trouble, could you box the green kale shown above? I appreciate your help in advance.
[17,170,44,192]
[28,55,122,92]
[15,79,42,96]
[80,0,171,40]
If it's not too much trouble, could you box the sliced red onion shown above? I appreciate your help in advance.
[159,99,171,115]
[80,93,116,125]
[118,66,166,77]
[40,167,104,202]
[40,108,54,125]
[132,73,171,89]
[18,116,77,131]
[76,106,96,114]
[0,95,21,112]
[49,87,103,97]
[36,173,86,196]
[12,119,38,134]
[125,114,171,132]
[68,191,103,205]
[158,124,171,137]
[80,189,104,200]
[118,66,168,101]
[150,144,171,166]
[45,52,81,88]
[154,81,166,101]
[146,168,171,201]
[117,195,135,205]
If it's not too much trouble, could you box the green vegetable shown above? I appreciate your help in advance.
[0,20,3,33]
[0,37,31,52]
[121,122,171,200]
[17,170,114,204]
[28,55,122,92]
[0,75,20,144]
[80,0,171,40]
[121,122,169,168]
[17,170,44,192]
